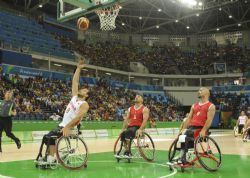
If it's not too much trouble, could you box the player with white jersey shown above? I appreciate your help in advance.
[236,111,248,134]
[38,59,89,164]
[59,95,86,128]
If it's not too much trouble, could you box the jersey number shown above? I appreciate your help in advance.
[65,106,71,113]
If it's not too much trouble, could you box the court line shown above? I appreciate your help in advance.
[0,175,14,178]
[88,160,177,178]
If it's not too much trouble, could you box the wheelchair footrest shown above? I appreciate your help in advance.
[35,159,58,169]
[114,154,133,159]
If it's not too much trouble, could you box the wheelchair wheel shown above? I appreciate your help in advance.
[168,138,182,162]
[234,126,238,137]
[137,132,155,162]
[242,129,249,142]
[56,135,88,170]
[194,136,221,172]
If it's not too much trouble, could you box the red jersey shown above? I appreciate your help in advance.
[128,105,145,127]
[190,101,213,127]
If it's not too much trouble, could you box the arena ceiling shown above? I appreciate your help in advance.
[2,0,250,35]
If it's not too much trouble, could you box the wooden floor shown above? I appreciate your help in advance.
[0,130,249,162]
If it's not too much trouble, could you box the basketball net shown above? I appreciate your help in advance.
[95,3,120,31]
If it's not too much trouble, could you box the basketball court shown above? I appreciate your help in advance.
[0,0,250,177]
[0,130,250,178]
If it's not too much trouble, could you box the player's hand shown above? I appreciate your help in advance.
[199,129,206,137]
[77,58,85,69]
[136,129,143,137]
[61,127,70,137]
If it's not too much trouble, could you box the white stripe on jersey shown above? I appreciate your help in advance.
[59,96,86,127]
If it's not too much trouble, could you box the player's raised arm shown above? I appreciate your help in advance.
[72,58,85,96]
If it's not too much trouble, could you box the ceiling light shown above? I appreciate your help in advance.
[229,15,232,18]
[38,4,43,8]
[139,16,142,20]
[156,25,160,28]
[216,28,220,31]
[158,9,162,12]
[175,19,179,23]
[122,23,125,26]
[186,26,190,29]
[196,13,199,16]
[238,23,241,26]
[219,8,222,11]
[119,6,122,9]
[54,63,62,67]
[179,0,197,7]
[105,73,111,75]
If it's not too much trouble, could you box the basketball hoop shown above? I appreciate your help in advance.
[95,3,120,31]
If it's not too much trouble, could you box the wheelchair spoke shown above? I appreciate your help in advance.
[195,136,221,171]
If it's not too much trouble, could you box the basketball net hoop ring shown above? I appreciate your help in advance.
[95,1,120,31]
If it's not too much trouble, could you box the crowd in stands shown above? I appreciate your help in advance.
[210,91,250,118]
[0,68,182,122]
[56,35,250,75]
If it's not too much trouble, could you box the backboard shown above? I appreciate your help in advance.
[57,0,121,22]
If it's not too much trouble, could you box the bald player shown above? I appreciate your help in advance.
[120,94,150,157]
[177,87,216,163]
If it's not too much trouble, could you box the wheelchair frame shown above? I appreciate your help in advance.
[35,134,88,170]
[242,128,250,142]
[113,131,155,163]
[168,135,222,172]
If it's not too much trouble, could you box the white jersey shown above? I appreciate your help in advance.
[238,116,247,125]
[59,96,86,127]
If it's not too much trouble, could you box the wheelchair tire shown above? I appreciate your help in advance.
[138,132,155,162]
[168,138,183,162]
[113,134,122,155]
[194,136,221,172]
[56,135,88,170]
[242,129,249,142]
[234,127,238,137]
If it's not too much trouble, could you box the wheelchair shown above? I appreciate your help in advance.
[114,131,155,163]
[234,125,245,137]
[234,126,240,137]
[35,131,88,170]
[242,128,250,142]
[167,129,222,172]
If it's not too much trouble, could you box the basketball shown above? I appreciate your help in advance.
[77,17,89,31]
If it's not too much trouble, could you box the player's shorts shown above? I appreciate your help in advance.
[43,126,63,146]
[121,126,140,141]
[181,126,203,149]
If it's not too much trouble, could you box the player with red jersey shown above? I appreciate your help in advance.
[178,87,216,163]
[120,94,150,157]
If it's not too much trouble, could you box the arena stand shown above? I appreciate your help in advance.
[0,64,182,122]
[0,11,74,60]
[1,10,250,76]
